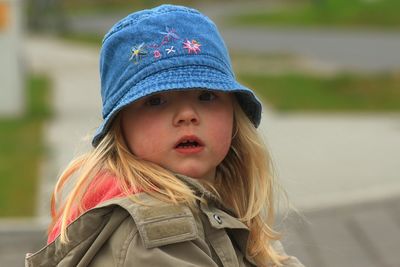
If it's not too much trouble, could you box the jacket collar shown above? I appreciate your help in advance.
[174,174,249,227]
[174,174,221,202]
[175,174,254,264]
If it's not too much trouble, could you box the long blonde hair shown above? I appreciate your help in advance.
[50,98,286,266]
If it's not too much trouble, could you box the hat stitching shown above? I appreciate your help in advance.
[157,26,180,45]
[128,26,204,63]
[129,43,148,64]
[128,49,233,77]
[152,26,179,60]
[182,39,201,54]
[165,46,176,55]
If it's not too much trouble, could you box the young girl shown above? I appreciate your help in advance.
[26,4,304,267]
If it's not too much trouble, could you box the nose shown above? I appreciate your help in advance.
[173,102,200,126]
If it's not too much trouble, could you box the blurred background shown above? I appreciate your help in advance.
[1,0,399,266]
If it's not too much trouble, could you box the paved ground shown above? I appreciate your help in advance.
[2,2,400,265]
[0,220,46,267]
[284,195,400,267]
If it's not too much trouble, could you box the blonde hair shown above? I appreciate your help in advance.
[50,97,287,266]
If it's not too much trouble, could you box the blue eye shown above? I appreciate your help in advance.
[145,96,166,106]
[199,91,216,101]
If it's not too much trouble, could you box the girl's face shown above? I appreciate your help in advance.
[121,90,234,181]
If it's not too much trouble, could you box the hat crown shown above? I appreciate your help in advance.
[99,4,233,119]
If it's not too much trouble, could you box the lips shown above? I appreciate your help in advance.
[174,135,204,154]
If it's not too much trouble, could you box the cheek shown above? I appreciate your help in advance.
[122,116,166,158]
[207,109,234,159]
[212,130,232,162]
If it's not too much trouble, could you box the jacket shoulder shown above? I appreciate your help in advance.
[100,194,199,249]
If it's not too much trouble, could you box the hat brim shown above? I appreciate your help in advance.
[92,65,262,147]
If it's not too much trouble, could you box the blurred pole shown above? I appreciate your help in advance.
[0,0,24,117]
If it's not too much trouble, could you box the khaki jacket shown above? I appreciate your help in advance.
[26,175,304,267]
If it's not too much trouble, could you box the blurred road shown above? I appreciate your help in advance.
[1,2,400,266]
[66,3,400,72]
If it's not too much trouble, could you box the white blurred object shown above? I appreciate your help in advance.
[260,110,400,212]
[0,0,24,116]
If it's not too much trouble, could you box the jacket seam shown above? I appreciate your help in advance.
[117,228,139,267]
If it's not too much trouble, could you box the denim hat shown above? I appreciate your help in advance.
[92,4,262,147]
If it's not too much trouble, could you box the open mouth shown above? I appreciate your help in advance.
[174,136,204,150]
[176,140,201,148]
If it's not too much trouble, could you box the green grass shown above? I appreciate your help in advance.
[0,76,52,217]
[239,72,400,111]
[230,0,400,29]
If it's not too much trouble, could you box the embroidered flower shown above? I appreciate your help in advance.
[183,39,201,54]
[153,50,161,59]
[160,27,179,42]
[166,46,176,55]
[129,43,147,64]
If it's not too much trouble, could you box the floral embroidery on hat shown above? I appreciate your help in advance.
[166,46,175,55]
[129,43,147,64]
[128,28,202,64]
[183,39,201,54]
[153,50,161,59]
[160,27,180,43]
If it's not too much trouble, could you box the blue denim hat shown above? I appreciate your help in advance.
[92,4,262,147]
